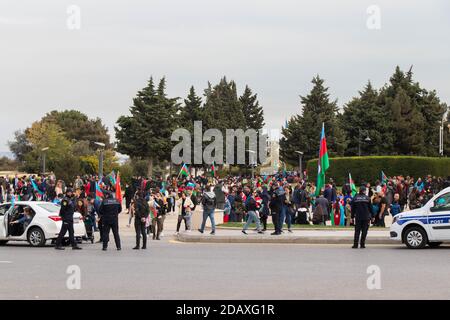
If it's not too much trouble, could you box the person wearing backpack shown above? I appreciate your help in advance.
[198,185,217,235]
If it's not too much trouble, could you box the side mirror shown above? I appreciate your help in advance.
[430,206,438,212]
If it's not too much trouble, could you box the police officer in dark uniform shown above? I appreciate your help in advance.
[133,191,149,250]
[98,191,122,251]
[351,186,374,249]
[55,188,82,250]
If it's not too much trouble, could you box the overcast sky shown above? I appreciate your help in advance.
[0,0,449,152]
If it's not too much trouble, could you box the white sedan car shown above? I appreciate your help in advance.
[0,201,86,247]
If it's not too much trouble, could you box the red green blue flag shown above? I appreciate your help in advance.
[179,163,189,177]
[315,123,330,196]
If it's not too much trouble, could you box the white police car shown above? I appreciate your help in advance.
[390,187,450,249]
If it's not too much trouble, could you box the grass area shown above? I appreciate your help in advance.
[217,222,388,230]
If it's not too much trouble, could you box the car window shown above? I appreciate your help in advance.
[434,193,450,210]
[37,203,60,214]
[0,204,11,216]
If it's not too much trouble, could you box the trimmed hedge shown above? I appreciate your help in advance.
[306,156,450,186]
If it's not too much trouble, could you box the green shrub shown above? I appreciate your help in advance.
[306,156,450,185]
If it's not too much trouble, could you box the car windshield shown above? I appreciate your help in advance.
[37,203,60,213]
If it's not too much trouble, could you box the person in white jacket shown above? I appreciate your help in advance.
[175,192,194,234]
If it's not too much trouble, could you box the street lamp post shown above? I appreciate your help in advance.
[41,147,49,174]
[295,151,303,179]
[94,142,106,177]
[358,129,371,156]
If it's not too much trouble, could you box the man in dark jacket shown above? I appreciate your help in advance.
[198,185,217,235]
[351,186,374,249]
[98,191,122,251]
[55,188,82,250]
[133,191,149,249]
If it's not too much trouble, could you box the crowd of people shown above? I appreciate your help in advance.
[1,171,450,248]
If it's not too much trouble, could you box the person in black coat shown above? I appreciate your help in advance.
[133,191,149,250]
[55,188,82,250]
[98,191,122,251]
[351,186,374,249]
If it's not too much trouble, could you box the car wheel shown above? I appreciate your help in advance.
[0,240,8,246]
[404,227,427,249]
[27,227,46,247]
[428,242,442,248]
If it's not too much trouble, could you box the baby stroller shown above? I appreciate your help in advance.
[296,207,310,225]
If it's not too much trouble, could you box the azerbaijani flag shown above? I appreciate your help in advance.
[349,173,357,197]
[109,171,116,186]
[315,123,329,196]
[95,182,104,200]
[30,177,44,195]
[179,163,189,177]
[115,172,122,201]
[211,161,216,177]
[381,171,388,184]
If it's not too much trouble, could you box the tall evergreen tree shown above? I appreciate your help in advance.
[341,81,393,155]
[379,66,446,156]
[115,77,180,176]
[239,85,265,131]
[280,76,346,165]
[181,86,203,127]
[203,77,246,132]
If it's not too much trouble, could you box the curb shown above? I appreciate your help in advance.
[176,233,397,245]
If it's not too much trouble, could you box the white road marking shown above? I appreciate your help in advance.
[0,261,12,264]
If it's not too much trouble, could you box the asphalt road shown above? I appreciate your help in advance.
[1,234,449,300]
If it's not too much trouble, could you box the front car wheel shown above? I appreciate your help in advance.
[404,227,427,249]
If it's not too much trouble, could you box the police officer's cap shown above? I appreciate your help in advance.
[359,185,366,192]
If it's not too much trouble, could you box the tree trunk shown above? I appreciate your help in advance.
[147,158,153,178]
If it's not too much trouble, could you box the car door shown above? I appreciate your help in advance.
[428,192,450,241]
[0,204,12,239]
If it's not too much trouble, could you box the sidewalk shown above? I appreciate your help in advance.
[176,228,396,244]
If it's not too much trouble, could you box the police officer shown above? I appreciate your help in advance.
[55,188,82,250]
[351,186,374,249]
[133,191,149,250]
[98,190,122,251]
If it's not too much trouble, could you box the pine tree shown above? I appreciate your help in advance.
[203,77,246,132]
[280,76,346,165]
[239,85,265,131]
[341,81,393,155]
[115,77,180,176]
[181,86,203,128]
[379,66,446,156]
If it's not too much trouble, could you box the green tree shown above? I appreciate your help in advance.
[280,76,346,166]
[115,77,180,176]
[203,77,246,132]
[8,130,32,162]
[341,81,393,155]
[240,85,265,130]
[42,110,110,148]
[378,66,446,156]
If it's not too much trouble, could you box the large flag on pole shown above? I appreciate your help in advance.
[349,173,357,197]
[315,123,330,196]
